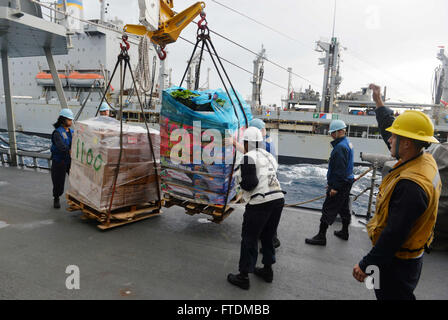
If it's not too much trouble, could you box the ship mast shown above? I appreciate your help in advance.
[251,45,266,110]
[316,0,341,114]
[435,47,448,104]
[287,67,293,107]
[159,55,167,96]
[100,0,106,22]
[185,52,203,90]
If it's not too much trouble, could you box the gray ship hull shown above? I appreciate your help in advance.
[0,98,98,137]
[0,99,390,165]
[275,131,390,165]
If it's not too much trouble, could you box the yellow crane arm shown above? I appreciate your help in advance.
[124,1,205,48]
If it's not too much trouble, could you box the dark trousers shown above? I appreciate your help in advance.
[51,160,70,198]
[320,182,353,226]
[374,257,423,300]
[239,198,284,274]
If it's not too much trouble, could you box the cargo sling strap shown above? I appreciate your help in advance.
[77,35,162,226]
[179,11,249,214]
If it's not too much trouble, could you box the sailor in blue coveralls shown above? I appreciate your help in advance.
[50,109,74,209]
[305,119,355,246]
[249,118,277,158]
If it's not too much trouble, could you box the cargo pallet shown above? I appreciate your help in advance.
[162,193,242,223]
[66,193,162,230]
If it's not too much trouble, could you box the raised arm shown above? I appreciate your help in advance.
[369,83,395,150]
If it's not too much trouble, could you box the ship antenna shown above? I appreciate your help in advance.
[99,0,106,22]
[331,0,337,38]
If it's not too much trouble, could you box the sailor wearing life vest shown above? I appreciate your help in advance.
[227,127,285,290]
[353,84,442,300]
[50,109,74,209]
[248,118,281,249]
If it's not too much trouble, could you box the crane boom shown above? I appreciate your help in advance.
[124,0,205,57]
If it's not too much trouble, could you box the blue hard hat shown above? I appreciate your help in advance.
[59,108,74,120]
[249,118,266,130]
[328,119,347,133]
[99,102,111,112]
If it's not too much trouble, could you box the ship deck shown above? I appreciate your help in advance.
[0,166,447,300]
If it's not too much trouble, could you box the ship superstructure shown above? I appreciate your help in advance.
[1,1,447,166]
[0,0,164,137]
[252,38,448,164]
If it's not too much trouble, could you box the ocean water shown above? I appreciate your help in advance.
[0,132,378,216]
[277,164,379,216]
[0,132,51,168]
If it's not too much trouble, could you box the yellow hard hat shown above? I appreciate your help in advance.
[386,110,439,144]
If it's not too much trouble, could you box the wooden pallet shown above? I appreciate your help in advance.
[66,193,162,230]
[163,193,242,224]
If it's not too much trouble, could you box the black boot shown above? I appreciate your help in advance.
[53,197,61,209]
[305,222,328,246]
[254,265,273,283]
[227,273,250,290]
[334,222,350,240]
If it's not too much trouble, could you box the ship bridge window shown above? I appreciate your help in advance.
[123,112,140,122]
[346,125,380,139]
[313,124,329,135]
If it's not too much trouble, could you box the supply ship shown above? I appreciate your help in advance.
[251,39,448,164]
[0,0,165,137]
[1,0,447,166]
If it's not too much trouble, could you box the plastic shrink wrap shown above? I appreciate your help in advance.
[68,117,160,212]
[160,87,252,205]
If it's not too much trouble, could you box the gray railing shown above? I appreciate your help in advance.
[0,148,51,170]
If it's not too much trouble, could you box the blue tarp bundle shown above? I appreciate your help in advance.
[161,86,252,131]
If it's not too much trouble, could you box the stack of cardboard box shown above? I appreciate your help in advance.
[159,87,253,205]
[68,117,160,212]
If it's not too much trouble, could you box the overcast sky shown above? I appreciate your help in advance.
[83,0,448,105]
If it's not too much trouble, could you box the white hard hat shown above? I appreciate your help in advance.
[99,102,111,112]
[329,119,347,133]
[59,108,74,120]
[243,127,263,142]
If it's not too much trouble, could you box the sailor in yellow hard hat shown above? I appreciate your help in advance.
[353,84,442,300]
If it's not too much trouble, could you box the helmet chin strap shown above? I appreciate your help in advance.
[395,135,401,160]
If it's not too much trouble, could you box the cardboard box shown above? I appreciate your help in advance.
[68,117,160,212]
